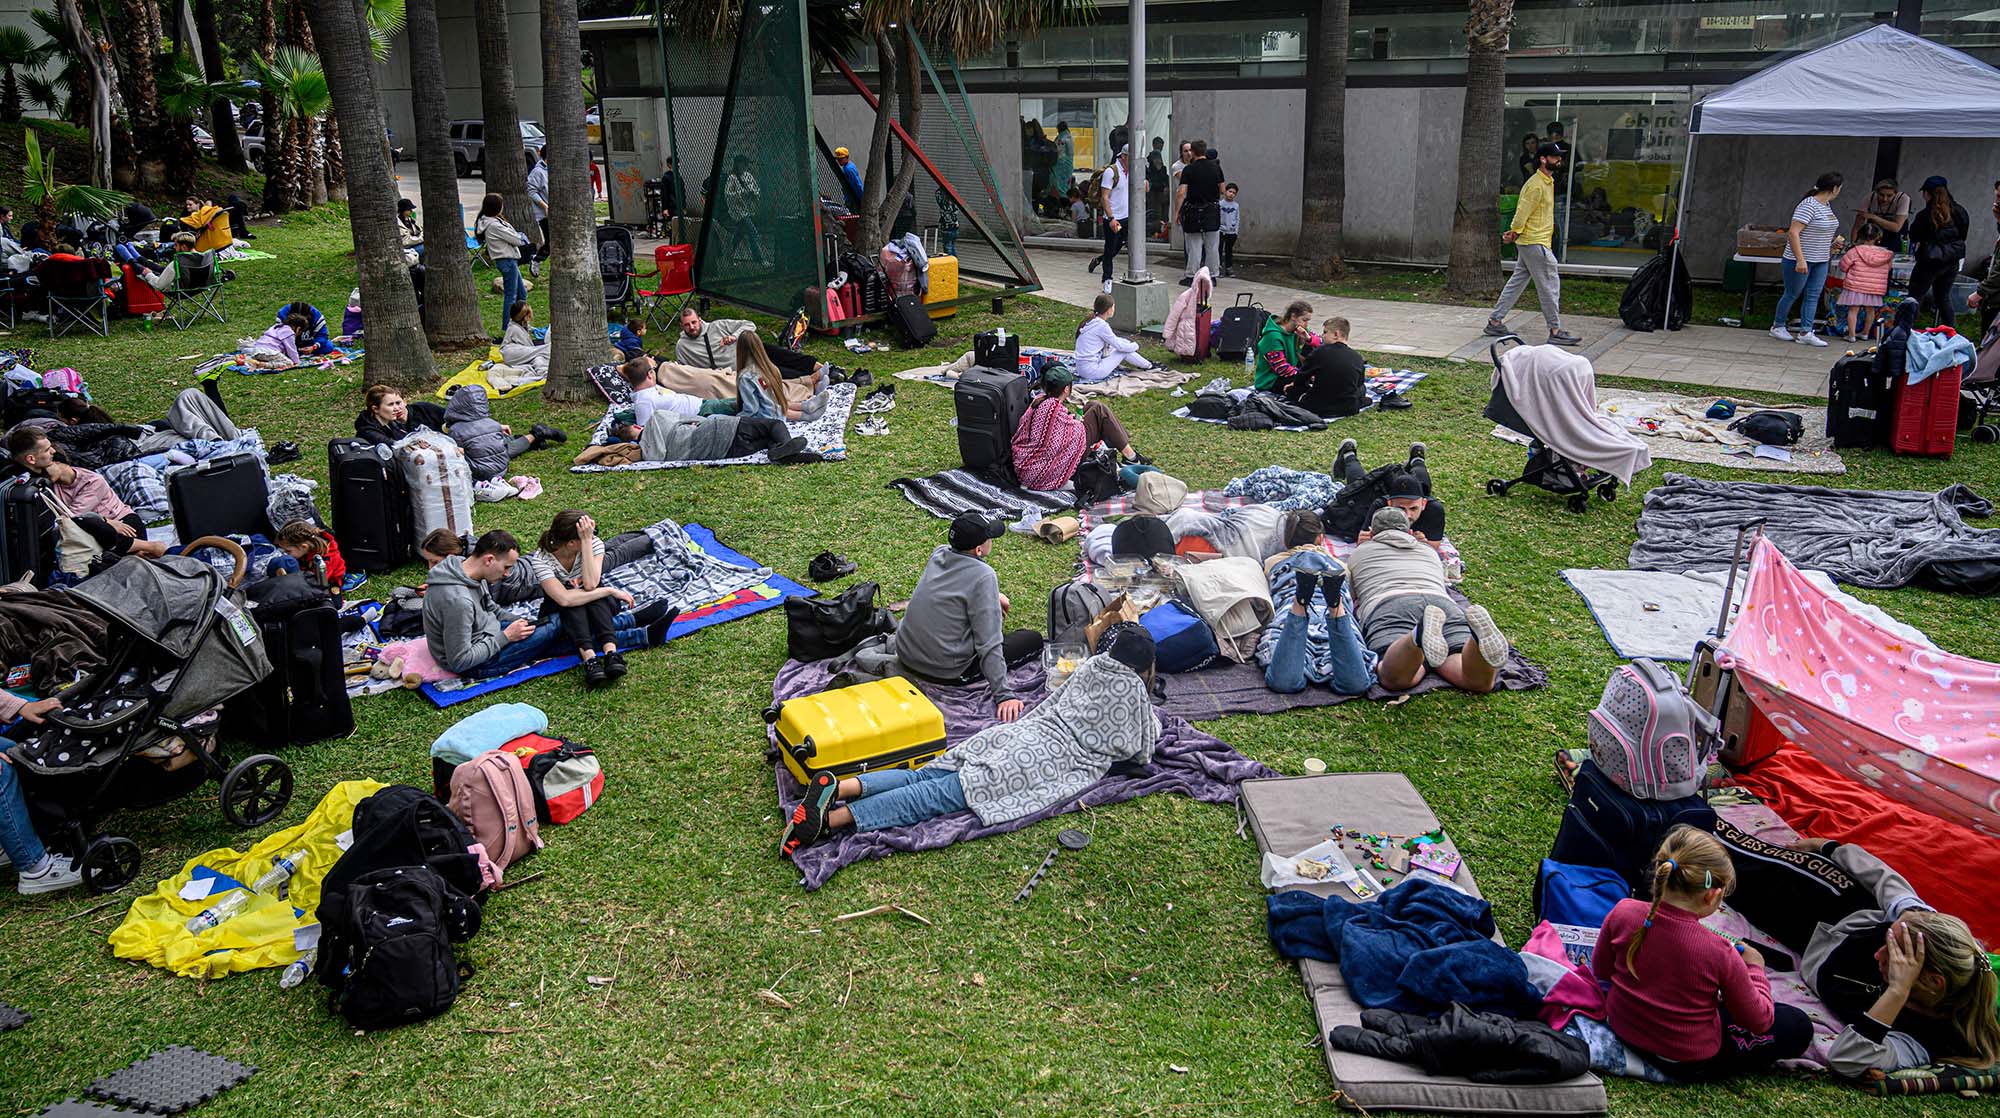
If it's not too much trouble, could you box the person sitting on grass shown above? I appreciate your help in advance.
[892,514,1045,724]
[1254,300,1315,392]
[1337,439,1445,548]
[500,302,551,377]
[440,383,564,482]
[735,333,828,423]
[274,299,331,355]
[781,623,1159,857]
[268,519,353,602]
[1345,506,1507,693]
[1008,365,1151,491]
[676,306,841,383]
[423,528,676,680]
[241,311,311,370]
[525,510,679,689]
[1073,294,1160,383]
[1,692,83,895]
[420,528,539,606]
[1282,316,1374,417]
[7,428,168,562]
[354,384,448,446]
[1257,511,1376,697]
[612,318,648,359]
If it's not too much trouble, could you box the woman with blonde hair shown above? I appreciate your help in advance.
[734,332,826,422]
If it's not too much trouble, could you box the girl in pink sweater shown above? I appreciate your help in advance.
[1592,826,1813,1080]
[1837,222,1895,341]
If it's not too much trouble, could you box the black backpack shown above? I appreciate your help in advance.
[320,785,485,905]
[317,865,481,1030]
[1729,410,1804,446]
[1322,462,1410,543]
[1070,447,1123,507]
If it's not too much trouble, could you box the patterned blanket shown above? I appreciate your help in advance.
[193,345,364,378]
[887,467,1075,521]
[572,383,855,472]
[894,348,1195,399]
[1171,368,1428,430]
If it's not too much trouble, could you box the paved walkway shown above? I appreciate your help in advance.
[1026,247,1835,398]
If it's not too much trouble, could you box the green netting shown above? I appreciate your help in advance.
[910,37,1039,293]
[691,0,824,315]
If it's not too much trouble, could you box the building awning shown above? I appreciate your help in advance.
[1692,23,2000,137]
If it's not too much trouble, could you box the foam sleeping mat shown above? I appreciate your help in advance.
[1240,773,1607,1115]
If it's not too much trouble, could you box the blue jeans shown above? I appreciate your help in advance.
[847,765,968,831]
[464,619,565,679]
[0,748,49,869]
[495,257,524,330]
[1773,259,1828,333]
[1261,551,1377,696]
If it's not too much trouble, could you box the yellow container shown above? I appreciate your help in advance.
[765,676,947,785]
[925,254,959,319]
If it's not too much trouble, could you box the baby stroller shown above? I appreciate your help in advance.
[597,225,637,320]
[1484,335,1652,513]
[1967,319,2000,443]
[9,541,292,893]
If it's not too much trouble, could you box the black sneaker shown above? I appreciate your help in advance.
[583,657,611,689]
[847,369,874,388]
[644,605,683,647]
[1376,391,1412,410]
[808,551,857,582]
[1483,318,1510,337]
[826,365,850,385]
[1294,570,1319,611]
[780,772,839,858]
[1333,437,1359,478]
[1318,567,1346,606]
[266,440,301,465]
[772,436,822,464]
[601,649,629,681]
[531,423,567,445]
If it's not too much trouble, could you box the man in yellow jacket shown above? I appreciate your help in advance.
[1485,143,1581,346]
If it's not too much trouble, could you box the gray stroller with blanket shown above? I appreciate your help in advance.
[1484,336,1652,513]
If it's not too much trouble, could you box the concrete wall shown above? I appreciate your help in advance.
[1339,87,1465,263]
[374,0,546,148]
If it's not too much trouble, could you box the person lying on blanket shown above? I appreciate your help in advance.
[423,528,679,681]
[735,334,829,423]
[1258,512,1377,696]
[8,429,169,563]
[1345,507,1507,693]
[1338,439,1445,549]
[1009,365,1152,491]
[441,383,565,482]
[1719,828,2000,1078]
[1073,294,1163,383]
[897,514,1046,723]
[676,306,840,383]
[354,384,448,446]
[619,355,734,425]
[273,300,331,355]
[524,510,680,689]
[602,411,820,466]
[1281,316,1371,418]
[780,623,1159,857]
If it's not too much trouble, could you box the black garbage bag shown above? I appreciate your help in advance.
[1618,243,1692,332]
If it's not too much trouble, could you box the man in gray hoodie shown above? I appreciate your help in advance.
[1345,506,1509,693]
[423,530,563,677]
[893,513,1044,722]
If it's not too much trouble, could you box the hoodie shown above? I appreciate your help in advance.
[442,384,512,480]
[422,556,508,674]
[1346,530,1447,624]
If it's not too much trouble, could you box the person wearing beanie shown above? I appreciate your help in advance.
[1334,438,1446,546]
[1258,516,1376,697]
[1346,506,1511,693]
[892,513,1045,722]
[781,620,1159,857]
[1010,362,1150,491]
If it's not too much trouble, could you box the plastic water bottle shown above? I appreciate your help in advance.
[1242,344,1256,381]
[279,949,317,989]
[184,849,307,934]
[994,326,1008,348]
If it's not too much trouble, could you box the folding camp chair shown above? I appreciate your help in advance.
[38,256,113,339]
[0,271,18,330]
[121,263,167,321]
[165,250,229,329]
[635,243,695,329]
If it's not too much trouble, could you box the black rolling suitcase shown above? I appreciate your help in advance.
[329,438,413,572]
[954,366,1031,478]
[889,293,937,347]
[232,595,355,746]
[169,451,271,542]
[974,329,1021,373]
[1826,349,1891,448]
[0,476,54,587]
[1214,293,1268,364]
[1548,759,1717,897]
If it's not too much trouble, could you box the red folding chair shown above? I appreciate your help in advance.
[635,243,695,329]
[121,264,167,319]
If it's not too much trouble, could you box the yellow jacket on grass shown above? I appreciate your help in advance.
[1511,171,1555,248]
[108,780,384,979]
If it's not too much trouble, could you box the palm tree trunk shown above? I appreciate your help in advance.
[59,0,114,188]
[258,0,288,211]
[1444,0,1514,299]
[119,0,163,186]
[406,0,487,346]
[194,0,247,172]
[473,0,540,252]
[169,121,199,198]
[538,0,604,403]
[323,113,346,200]
[855,32,897,253]
[2,68,21,123]
[302,0,431,390]
[288,0,327,207]
[1293,0,1349,281]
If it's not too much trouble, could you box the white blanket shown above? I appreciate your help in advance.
[1560,567,1934,661]
[1494,344,1652,484]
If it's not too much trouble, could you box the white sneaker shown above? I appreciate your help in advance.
[1795,331,1827,347]
[1768,325,1794,342]
[1102,280,1114,295]
[1463,605,1511,670]
[18,853,81,895]
[1419,605,1449,668]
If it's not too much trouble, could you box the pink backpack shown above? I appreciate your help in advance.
[448,751,544,872]
[41,368,84,394]
[1586,658,1720,800]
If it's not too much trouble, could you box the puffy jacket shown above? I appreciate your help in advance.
[1329,1005,1590,1085]
[1163,267,1213,358]
[1838,244,1895,296]
[441,384,511,480]
[421,556,506,674]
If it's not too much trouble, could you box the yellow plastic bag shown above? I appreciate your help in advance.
[108,780,384,979]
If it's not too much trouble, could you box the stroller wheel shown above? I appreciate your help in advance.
[1597,481,1619,501]
[1976,424,1998,443]
[1567,492,1590,514]
[221,754,295,828]
[80,835,142,894]
[1485,479,1507,496]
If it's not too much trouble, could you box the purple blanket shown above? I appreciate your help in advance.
[1156,647,1547,722]
[772,659,1277,890]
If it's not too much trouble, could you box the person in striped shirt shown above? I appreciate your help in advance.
[1771,172,1845,347]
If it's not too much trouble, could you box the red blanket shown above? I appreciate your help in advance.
[1733,747,2000,945]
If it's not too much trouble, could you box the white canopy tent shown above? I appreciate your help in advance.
[1665,24,2000,326]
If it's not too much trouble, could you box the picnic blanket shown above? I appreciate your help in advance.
[193,344,364,379]
[215,245,275,262]
[1559,567,1933,661]
[1629,474,2000,593]
[772,656,1275,890]
[435,354,545,400]
[888,467,1075,521]
[1171,368,1428,430]
[1493,389,1845,475]
[571,383,856,472]
[895,348,1194,399]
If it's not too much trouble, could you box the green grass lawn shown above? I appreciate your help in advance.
[1,213,1995,1117]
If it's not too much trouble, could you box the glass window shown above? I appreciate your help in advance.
[1018,96,1169,226]
[1351,1,1892,65]
[1501,90,1691,268]
[1919,0,2000,49]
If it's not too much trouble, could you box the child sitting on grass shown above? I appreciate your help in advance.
[268,519,357,599]
[1592,825,1813,1080]
[612,318,648,359]
[241,311,310,369]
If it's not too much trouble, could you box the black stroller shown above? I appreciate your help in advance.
[1483,335,1632,513]
[11,542,293,893]
[597,225,637,320]
[1967,319,1999,443]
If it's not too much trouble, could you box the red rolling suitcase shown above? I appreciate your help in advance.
[1890,330,1962,458]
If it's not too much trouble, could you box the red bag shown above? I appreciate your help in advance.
[501,733,604,825]
[1194,304,1212,361]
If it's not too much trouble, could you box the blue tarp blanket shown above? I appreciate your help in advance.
[1267,877,1544,1017]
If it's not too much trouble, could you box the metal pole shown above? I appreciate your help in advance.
[1664,130,1697,329]
[1123,1,1149,283]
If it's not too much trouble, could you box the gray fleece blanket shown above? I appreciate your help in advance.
[1160,634,1547,722]
[1629,473,2000,594]
[772,659,1277,890]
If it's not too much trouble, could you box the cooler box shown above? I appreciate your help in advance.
[1891,362,1962,458]
[765,677,947,785]
[925,254,959,319]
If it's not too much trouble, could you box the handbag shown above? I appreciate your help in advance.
[783,581,895,663]
[1070,446,1122,507]
[43,491,104,577]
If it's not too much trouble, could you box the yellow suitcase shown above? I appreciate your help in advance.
[924,254,959,319]
[764,677,947,785]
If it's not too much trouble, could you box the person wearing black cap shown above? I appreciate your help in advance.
[780,625,1158,856]
[1347,507,1509,694]
[1908,176,1970,330]
[894,514,1044,722]
[1334,438,1445,546]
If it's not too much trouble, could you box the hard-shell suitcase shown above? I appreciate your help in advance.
[1194,304,1212,361]
[1215,293,1268,364]
[802,285,842,333]
[169,451,271,542]
[0,475,54,588]
[233,602,355,746]
[764,677,947,785]
[889,293,937,347]
[329,438,413,573]
[1548,758,1717,898]
[975,329,1021,374]
[1826,350,1891,448]
[1890,345,1961,458]
[396,430,475,544]
[1687,637,1785,770]
[923,254,959,319]
[954,365,1031,476]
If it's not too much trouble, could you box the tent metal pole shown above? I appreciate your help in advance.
[1665,132,1698,330]
[1124,0,1150,283]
